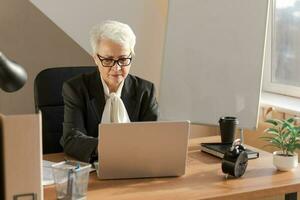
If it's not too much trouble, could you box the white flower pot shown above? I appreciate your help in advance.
[273,151,298,171]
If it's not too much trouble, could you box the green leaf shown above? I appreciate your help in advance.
[264,127,279,133]
[296,126,300,134]
[286,117,296,124]
[271,137,283,147]
[282,129,291,140]
[294,143,300,149]
[265,119,282,126]
[270,142,283,150]
[289,136,296,145]
[259,136,276,141]
[264,128,280,136]
[282,121,294,132]
[263,118,300,152]
[286,144,295,153]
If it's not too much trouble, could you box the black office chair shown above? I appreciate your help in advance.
[34,66,97,154]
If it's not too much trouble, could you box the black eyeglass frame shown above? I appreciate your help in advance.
[97,53,132,67]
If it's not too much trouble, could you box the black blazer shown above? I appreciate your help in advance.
[60,70,159,162]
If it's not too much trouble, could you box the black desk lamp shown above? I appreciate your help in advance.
[0,52,27,199]
[0,52,27,92]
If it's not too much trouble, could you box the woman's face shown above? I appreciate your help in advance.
[93,38,132,92]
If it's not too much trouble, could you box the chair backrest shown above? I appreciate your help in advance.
[34,66,96,154]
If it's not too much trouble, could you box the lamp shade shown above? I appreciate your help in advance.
[0,52,27,92]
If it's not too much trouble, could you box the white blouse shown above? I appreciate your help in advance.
[100,75,130,123]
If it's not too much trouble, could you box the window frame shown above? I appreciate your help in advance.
[263,0,300,98]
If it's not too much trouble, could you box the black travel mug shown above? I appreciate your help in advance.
[219,116,239,143]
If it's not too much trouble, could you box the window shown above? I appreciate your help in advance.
[263,0,300,98]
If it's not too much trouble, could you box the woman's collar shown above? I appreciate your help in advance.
[100,75,124,97]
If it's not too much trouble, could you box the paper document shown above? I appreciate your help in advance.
[43,160,56,186]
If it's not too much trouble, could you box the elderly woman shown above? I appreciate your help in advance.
[60,20,159,162]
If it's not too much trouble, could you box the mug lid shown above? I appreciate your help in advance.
[219,116,239,124]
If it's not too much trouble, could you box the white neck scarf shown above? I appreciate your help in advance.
[100,76,131,123]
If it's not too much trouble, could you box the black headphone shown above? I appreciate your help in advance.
[222,139,248,178]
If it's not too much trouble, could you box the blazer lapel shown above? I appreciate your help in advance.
[121,75,137,121]
[89,71,105,123]
[89,72,137,122]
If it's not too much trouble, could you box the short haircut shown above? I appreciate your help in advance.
[89,20,136,55]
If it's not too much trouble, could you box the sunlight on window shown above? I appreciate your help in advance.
[293,11,300,17]
[276,0,296,9]
[273,0,300,87]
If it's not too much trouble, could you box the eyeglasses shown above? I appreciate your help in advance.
[97,53,132,67]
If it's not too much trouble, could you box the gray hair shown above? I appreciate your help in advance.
[89,20,136,55]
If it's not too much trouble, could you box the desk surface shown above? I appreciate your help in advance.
[44,136,300,200]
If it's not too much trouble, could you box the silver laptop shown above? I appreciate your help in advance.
[97,121,190,179]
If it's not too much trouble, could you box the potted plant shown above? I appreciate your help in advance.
[261,117,300,171]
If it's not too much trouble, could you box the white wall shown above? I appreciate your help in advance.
[0,0,218,136]
[29,0,168,91]
[0,0,95,114]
